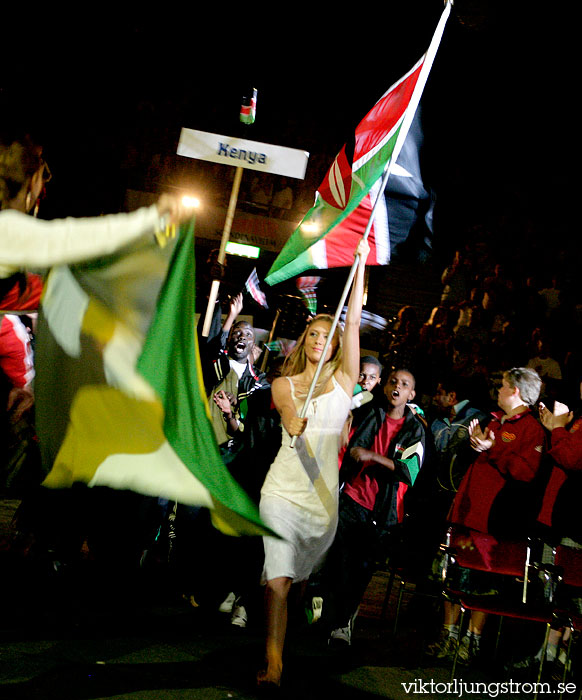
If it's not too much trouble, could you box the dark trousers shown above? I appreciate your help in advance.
[317,493,384,630]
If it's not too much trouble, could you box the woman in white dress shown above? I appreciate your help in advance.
[257,237,370,688]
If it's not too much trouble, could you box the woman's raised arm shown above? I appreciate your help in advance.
[338,237,370,393]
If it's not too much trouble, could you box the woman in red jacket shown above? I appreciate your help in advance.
[428,367,546,664]
[538,399,582,542]
[533,398,582,673]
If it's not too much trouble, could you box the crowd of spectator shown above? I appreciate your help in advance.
[381,246,582,414]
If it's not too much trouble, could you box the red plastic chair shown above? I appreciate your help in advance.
[552,545,582,689]
[441,526,557,684]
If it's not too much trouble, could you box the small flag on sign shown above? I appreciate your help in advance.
[245,268,268,308]
[240,88,257,125]
[296,276,320,315]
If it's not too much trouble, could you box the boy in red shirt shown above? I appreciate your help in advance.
[316,369,426,646]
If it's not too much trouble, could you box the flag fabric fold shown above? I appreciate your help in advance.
[384,106,436,260]
[265,2,450,285]
[36,222,274,537]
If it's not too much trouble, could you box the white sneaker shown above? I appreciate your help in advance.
[307,596,323,624]
[231,602,248,628]
[328,607,358,646]
[218,591,236,614]
[329,625,351,645]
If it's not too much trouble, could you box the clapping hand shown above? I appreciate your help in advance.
[469,418,495,452]
[539,401,573,431]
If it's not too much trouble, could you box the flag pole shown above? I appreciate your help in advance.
[201,165,244,337]
[260,307,281,372]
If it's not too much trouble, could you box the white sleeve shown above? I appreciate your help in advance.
[0,205,162,270]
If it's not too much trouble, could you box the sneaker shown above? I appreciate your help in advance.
[218,591,236,614]
[231,602,248,628]
[509,654,539,671]
[329,625,351,646]
[329,606,359,647]
[457,635,480,665]
[551,649,571,682]
[306,596,323,624]
[426,629,458,659]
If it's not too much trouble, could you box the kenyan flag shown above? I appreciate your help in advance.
[265,2,451,285]
[240,88,257,125]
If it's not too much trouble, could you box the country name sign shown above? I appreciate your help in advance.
[177,128,309,180]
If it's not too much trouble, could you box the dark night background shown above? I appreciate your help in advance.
[1,1,577,319]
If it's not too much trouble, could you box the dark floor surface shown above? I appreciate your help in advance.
[1,494,579,700]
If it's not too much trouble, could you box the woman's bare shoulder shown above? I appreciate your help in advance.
[272,375,292,394]
[333,368,355,398]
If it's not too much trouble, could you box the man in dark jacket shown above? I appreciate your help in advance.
[200,293,269,459]
[420,374,489,534]
[317,368,426,646]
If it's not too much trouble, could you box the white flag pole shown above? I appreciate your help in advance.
[289,0,451,447]
[201,165,244,337]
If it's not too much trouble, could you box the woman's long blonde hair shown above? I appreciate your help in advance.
[281,314,343,397]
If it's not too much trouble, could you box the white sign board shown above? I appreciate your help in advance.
[177,128,309,180]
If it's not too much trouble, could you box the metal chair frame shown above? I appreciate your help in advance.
[439,526,561,691]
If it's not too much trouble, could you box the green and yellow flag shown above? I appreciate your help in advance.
[36,221,273,536]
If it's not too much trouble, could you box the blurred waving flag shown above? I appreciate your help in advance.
[244,267,269,308]
[36,222,274,537]
[296,276,321,315]
[265,2,450,285]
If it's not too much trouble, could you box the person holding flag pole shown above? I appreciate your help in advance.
[255,3,452,684]
[257,236,370,690]
[265,0,452,446]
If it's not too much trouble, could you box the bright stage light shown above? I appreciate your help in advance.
[182,195,200,209]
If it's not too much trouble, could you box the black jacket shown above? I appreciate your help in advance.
[339,398,426,531]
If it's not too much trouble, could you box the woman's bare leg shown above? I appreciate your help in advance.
[443,600,461,626]
[258,576,293,686]
[468,611,488,636]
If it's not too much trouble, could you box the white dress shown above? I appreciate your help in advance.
[260,375,351,582]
